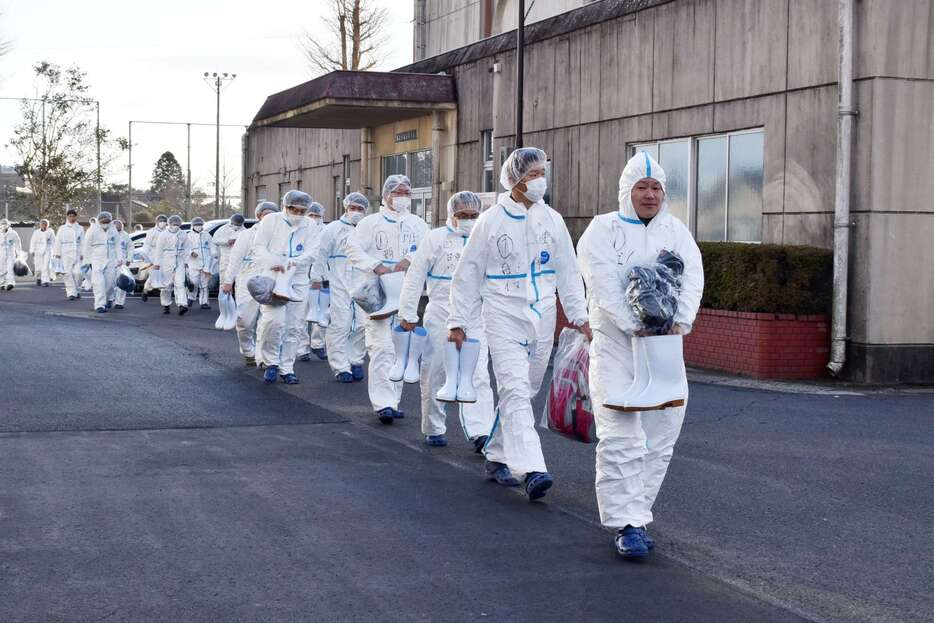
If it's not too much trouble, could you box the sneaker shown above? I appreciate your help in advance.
[105,301,113,309]
[281,373,299,385]
[4,284,13,291]
[524,472,554,501]
[472,435,489,454]
[615,526,650,560]
[36,279,41,285]
[298,353,312,362]
[244,356,256,367]
[200,303,211,310]
[351,364,365,381]
[425,434,448,447]
[95,307,106,314]
[376,408,396,425]
[485,461,519,487]
[141,291,148,302]
[637,527,655,551]
[67,295,76,301]
[187,299,195,308]
[336,372,354,383]
[311,347,328,361]
[114,304,124,310]
[43,282,50,287]
[263,365,279,384]
[178,306,188,316]
[162,306,171,315]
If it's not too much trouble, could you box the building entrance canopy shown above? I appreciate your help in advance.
[250,71,456,130]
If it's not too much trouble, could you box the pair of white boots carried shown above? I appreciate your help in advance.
[371,271,403,320]
[214,290,238,331]
[306,287,331,327]
[390,325,428,383]
[436,339,481,403]
[604,334,687,412]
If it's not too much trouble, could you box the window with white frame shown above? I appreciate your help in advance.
[632,128,763,242]
[481,130,494,192]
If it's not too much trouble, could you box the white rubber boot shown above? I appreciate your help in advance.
[624,334,686,412]
[318,288,331,328]
[305,289,321,323]
[273,266,301,302]
[455,338,481,403]
[215,291,229,330]
[370,271,404,320]
[603,336,651,411]
[388,325,411,382]
[403,326,428,384]
[435,341,460,403]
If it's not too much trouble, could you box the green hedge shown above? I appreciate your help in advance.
[698,242,833,315]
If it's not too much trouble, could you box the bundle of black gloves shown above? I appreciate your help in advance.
[624,249,684,335]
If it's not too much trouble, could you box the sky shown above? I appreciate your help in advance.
[0,0,415,207]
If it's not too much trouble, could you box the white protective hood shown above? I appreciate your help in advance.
[618,151,669,223]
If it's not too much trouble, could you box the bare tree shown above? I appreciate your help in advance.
[300,0,391,75]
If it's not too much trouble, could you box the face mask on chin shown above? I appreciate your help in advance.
[100,223,110,231]
[193,225,203,233]
[157,222,167,229]
[521,177,547,203]
[168,225,179,233]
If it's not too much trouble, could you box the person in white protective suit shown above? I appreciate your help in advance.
[81,211,119,313]
[310,192,369,384]
[140,214,167,302]
[54,208,85,300]
[152,214,191,315]
[112,219,132,309]
[578,151,703,559]
[185,216,216,310]
[346,174,430,424]
[0,218,24,291]
[447,147,591,501]
[296,201,328,363]
[254,190,320,384]
[398,191,496,451]
[212,213,245,283]
[224,201,278,366]
[29,219,56,286]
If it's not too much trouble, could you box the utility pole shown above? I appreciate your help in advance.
[515,0,526,148]
[186,123,192,219]
[127,120,133,228]
[203,72,237,219]
[95,101,101,213]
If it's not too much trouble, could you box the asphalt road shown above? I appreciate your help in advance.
[1,281,931,623]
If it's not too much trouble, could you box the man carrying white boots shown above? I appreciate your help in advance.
[347,175,429,424]
[578,151,704,560]
[448,148,591,501]
[398,190,494,452]
[82,211,119,313]
[151,215,192,316]
[186,216,216,311]
[310,193,369,384]
[29,220,56,287]
[295,201,328,363]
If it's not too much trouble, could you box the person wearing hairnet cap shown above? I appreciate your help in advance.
[140,214,168,302]
[224,201,278,366]
[0,218,23,291]
[81,211,120,312]
[151,214,192,315]
[112,219,132,309]
[212,213,246,282]
[253,190,320,384]
[346,174,430,424]
[29,219,56,286]
[185,216,216,310]
[398,190,496,450]
[296,200,328,363]
[578,151,703,559]
[54,208,85,299]
[310,191,370,383]
[447,147,591,500]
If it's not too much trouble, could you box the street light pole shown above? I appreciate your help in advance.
[515,0,525,148]
[203,72,237,219]
[96,101,101,213]
[127,120,133,228]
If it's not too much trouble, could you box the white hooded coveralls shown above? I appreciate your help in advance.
[310,217,367,377]
[225,226,262,358]
[295,218,326,357]
[54,222,85,297]
[398,225,496,439]
[346,206,429,411]
[448,193,588,476]
[152,228,191,307]
[0,227,23,288]
[186,229,216,306]
[30,228,56,284]
[577,151,704,529]
[212,223,243,278]
[82,224,119,309]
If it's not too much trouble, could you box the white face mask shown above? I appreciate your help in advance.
[454,218,477,236]
[231,224,242,231]
[521,177,547,203]
[391,196,411,214]
[100,223,110,231]
[0,223,8,232]
[157,222,167,229]
[346,210,365,225]
[168,225,179,233]
[193,225,203,233]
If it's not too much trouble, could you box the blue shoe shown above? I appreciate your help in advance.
[351,364,365,381]
[472,435,488,454]
[311,347,328,360]
[615,526,650,559]
[524,471,554,501]
[425,434,448,447]
[376,408,396,425]
[105,301,113,309]
[263,365,279,383]
[298,353,312,362]
[637,527,655,550]
[281,373,299,385]
[336,372,354,383]
[485,461,519,487]
[95,307,106,314]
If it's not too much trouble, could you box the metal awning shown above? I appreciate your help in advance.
[251,71,456,130]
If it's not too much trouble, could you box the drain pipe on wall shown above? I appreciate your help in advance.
[828,0,857,376]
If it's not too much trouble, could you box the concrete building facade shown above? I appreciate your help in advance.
[243,0,934,383]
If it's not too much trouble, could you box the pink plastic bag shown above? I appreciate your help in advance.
[541,328,596,444]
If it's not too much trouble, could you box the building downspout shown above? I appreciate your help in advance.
[828,0,856,376]
[241,131,249,212]
[360,127,372,202]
